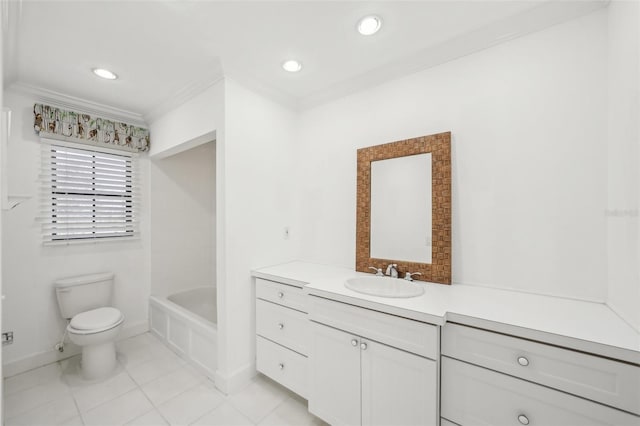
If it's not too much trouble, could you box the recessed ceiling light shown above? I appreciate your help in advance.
[92,68,118,80]
[357,15,382,36]
[282,60,302,73]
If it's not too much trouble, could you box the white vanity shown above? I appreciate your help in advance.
[253,261,640,426]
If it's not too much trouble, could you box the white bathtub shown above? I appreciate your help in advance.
[168,287,217,324]
[149,287,217,379]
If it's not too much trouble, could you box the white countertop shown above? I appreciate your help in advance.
[252,261,640,364]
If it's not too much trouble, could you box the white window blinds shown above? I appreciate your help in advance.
[40,141,140,244]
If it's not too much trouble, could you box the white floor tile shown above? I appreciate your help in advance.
[126,352,186,385]
[117,334,156,353]
[157,383,225,426]
[63,358,127,389]
[59,355,82,374]
[2,333,227,426]
[140,365,204,405]
[4,378,72,419]
[4,394,79,426]
[82,389,153,426]
[4,363,63,395]
[118,347,156,369]
[60,415,85,426]
[228,376,290,424]
[258,395,328,426]
[126,409,169,426]
[72,370,138,412]
[119,336,179,369]
[191,402,254,426]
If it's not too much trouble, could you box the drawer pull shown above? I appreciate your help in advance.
[277,292,284,298]
[278,363,284,370]
[360,342,368,350]
[517,356,530,366]
[351,339,358,346]
[278,323,284,330]
[518,414,530,425]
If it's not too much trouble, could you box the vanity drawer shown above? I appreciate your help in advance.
[257,336,308,399]
[442,323,640,414]
[256,278,307,313]
[308,295,438,359]
[441,357,639,426]
[256,299,309,355]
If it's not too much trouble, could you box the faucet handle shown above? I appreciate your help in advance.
[368,267,384,276]
[404,272,422,281]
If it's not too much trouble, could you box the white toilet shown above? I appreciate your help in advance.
[55,272,125,380]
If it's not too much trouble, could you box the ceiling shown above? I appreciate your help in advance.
[2,1,607,122]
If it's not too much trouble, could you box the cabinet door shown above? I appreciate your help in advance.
[309,322,361,426]
[361,339,437,426]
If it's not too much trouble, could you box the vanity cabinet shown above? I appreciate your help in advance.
[255,278,309,398]
[308,295,439,426]
[253,262,640,426]
[441,323,640,426]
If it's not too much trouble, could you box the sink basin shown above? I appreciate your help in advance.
[344,276,425,298]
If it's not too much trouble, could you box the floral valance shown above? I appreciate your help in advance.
[34,103,150,153]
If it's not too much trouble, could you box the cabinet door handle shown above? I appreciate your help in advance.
[517,356,530,366]
[360,342,368,350]
[518,414,530,425]
[351,339,358,346]
[277,292,284,298]
[278,363,284,370]
[278,323,284,330]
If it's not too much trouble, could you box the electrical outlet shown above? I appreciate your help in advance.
[283,226,290,240]
[2,331,13,345]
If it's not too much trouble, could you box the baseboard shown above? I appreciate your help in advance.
[214,362,256,395]
[2,320,149,378]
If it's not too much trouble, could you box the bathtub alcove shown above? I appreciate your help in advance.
[148,139,217,379]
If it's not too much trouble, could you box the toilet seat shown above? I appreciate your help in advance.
[68,307,124,335]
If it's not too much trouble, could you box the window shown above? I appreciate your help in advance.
[40,141,140,243]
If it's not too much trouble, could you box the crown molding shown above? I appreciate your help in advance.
[143,74,225,124]
[298,0,609,111]
[221,71,299,112]
[7,81,147,126]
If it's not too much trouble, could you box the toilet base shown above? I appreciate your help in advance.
[80,341,117,380]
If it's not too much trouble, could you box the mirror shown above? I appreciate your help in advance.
[370,153,432,263]
[355,132,451,284]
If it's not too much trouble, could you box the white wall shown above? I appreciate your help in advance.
[150,141,216,298]
[1,90,151,376]
[147,78,298,392]
[606,0,640,331]
[149,81,224,158]
[217,79,299,391]
[147,79,229,386]
[0,5,5,414]
[296,10,609,302]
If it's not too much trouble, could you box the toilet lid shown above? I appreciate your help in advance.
[71,307,123,330]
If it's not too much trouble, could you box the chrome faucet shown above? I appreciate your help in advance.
[404,272,422,282]
[385,264,398,278]
[368,267,384,276]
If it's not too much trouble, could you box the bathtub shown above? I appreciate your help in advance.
[149,287,217,379]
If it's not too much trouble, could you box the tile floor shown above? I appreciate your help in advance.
[3,333,328,426]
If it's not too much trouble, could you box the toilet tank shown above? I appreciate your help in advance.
[55,272,115,319]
